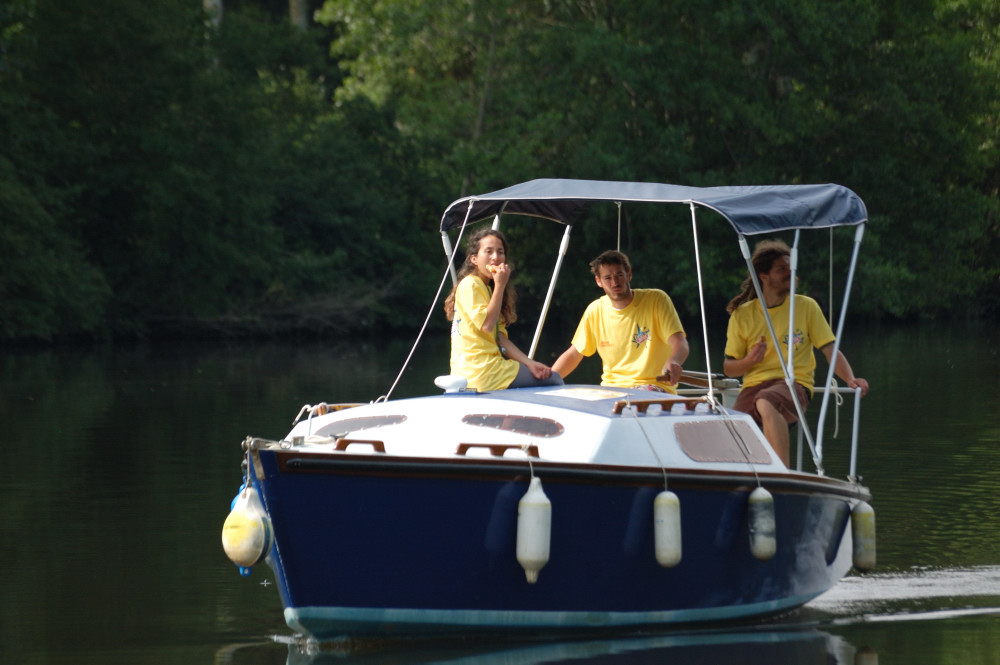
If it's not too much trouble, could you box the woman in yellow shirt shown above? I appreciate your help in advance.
[444,229,562,391]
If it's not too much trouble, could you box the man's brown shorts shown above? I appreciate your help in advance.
[733,378,810,425]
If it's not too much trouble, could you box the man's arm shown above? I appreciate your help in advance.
[661,332,690,384]
[552,345,584,380]
[820,343,870,396]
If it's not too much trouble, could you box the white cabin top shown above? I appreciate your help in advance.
[283,385,784,473]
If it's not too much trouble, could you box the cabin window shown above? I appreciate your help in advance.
[462,414,564,438]
[675,421,773,464]
[315,415,407,437]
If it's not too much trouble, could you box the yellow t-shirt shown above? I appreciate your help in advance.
[570,289,686,392]
[724,294,835,393]
[449,275,519,391]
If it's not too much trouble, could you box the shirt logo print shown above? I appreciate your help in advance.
[782,328,805,349]
[631,324,651,348]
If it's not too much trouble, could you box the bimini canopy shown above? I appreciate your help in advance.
[440,179,868,236]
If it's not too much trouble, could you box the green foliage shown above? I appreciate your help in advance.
[0,5,110,341]
[320,0,1000,322]
[1,0,437,341]
[0,155,111,340]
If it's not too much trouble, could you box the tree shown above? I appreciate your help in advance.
[0,1,111,341]
[318,0,1000,320]
[2,0,438,340]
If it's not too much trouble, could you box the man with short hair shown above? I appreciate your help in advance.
[552,250,689,392]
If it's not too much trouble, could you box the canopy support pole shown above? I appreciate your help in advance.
[785,232,822,472]
[787,232,799,385]
[441,232,458,285]
[815,223,865,463]
[688,202,716,400]
[616,202,622,251]
[529,224,572,359]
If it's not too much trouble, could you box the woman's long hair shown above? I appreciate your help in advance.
[725,239,791,314]
[444,228,518,324]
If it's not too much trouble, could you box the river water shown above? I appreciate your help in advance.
[2,321,999,664]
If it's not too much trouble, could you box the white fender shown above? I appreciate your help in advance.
[653,490,682,567]
[222,485,273,568]
[851,500,877,571]
[748,487,776,561]
[516,477,551,583]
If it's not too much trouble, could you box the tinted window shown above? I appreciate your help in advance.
[461,414,564,437]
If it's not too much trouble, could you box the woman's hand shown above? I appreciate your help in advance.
[489,262,511,289]
[526,359,552,380]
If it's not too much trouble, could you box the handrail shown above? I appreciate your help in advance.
[334,438,386,453]
[672,370,741,391]
[611,396,707,415]
[456,442,540,458]
[794,385,863,477]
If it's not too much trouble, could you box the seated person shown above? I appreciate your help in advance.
[552,250,688,392]
[723,239,869,465]
[444,229,562,391]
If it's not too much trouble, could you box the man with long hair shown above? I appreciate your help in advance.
[723,239,869,465]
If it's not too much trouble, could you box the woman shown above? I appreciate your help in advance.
[444,229,562,391]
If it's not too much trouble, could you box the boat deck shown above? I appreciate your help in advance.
[281,384,786,473]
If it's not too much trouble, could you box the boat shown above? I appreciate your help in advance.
[221,179,875,643]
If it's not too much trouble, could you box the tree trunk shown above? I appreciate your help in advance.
[290,0,309,30]
[204,0,222,27]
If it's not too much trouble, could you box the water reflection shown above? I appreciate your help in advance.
[253,628,870,665]
[213,608,1000,665]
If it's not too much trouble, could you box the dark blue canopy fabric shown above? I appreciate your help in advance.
[439,179,868,236]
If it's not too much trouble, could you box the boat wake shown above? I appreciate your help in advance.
[802,565,1000,622]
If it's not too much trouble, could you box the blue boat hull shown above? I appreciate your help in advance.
[250,450,861,639]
